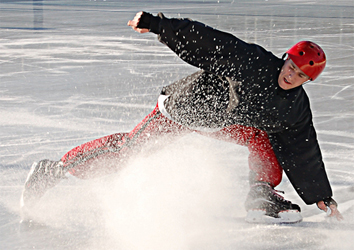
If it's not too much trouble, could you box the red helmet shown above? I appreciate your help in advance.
[286,41,326,81]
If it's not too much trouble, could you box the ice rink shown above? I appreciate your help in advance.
[1,0,353,249]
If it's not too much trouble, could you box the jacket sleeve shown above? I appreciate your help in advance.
[268,110,333,205]
[141,12,274,80]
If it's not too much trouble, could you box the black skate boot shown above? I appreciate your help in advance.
[20,160,67,217]
[244,182,302,224]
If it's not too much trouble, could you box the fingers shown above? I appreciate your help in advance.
[317,201,327,212]
[133,27,150,34]
[128,26,148,33]
[127,11,142,27]
[329,204,344,221]
[317,201,344,221]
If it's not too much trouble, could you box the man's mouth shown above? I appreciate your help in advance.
[284,78,291,85]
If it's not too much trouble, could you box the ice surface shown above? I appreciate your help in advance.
[0,0,353,249]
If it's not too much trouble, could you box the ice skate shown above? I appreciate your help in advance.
[245,182,302,224]
[20,160,67,218]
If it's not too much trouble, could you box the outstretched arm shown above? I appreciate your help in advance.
[127,11,275,80]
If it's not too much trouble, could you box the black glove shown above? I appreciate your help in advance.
[136,12,165,34]
[136,12,153,30]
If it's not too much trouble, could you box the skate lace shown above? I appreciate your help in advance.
[251,182,291,204]
[271,189,291,204]
[44,161,66,179]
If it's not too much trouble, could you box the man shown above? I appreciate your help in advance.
[21,12,343,223]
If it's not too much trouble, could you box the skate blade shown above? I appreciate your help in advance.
[20,162,40,220]
[25,162,38,184]
[245,209,303,224]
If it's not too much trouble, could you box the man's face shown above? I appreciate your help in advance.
[278,59,310,90]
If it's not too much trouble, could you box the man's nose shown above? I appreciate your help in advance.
[288,69,295,78]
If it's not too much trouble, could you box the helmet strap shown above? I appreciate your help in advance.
[302,79,311,86]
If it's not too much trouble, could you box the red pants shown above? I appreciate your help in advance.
[61,104,283,187]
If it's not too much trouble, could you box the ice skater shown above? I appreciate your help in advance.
[21,11,343,223]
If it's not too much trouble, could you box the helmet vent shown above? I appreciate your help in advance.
[309,60,314,66]
[318,53,321,56]
[299,51,304,56]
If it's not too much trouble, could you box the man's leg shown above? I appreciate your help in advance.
[61,132,129,179]
[202,124,283,186]
[246,129,283,187]
[62,104,192,179]
[21,104,191,210]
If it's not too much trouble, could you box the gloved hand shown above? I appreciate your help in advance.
[127,11,151,33]
[317,197,343,221]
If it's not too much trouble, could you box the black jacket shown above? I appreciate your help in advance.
[138,12,332,204]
